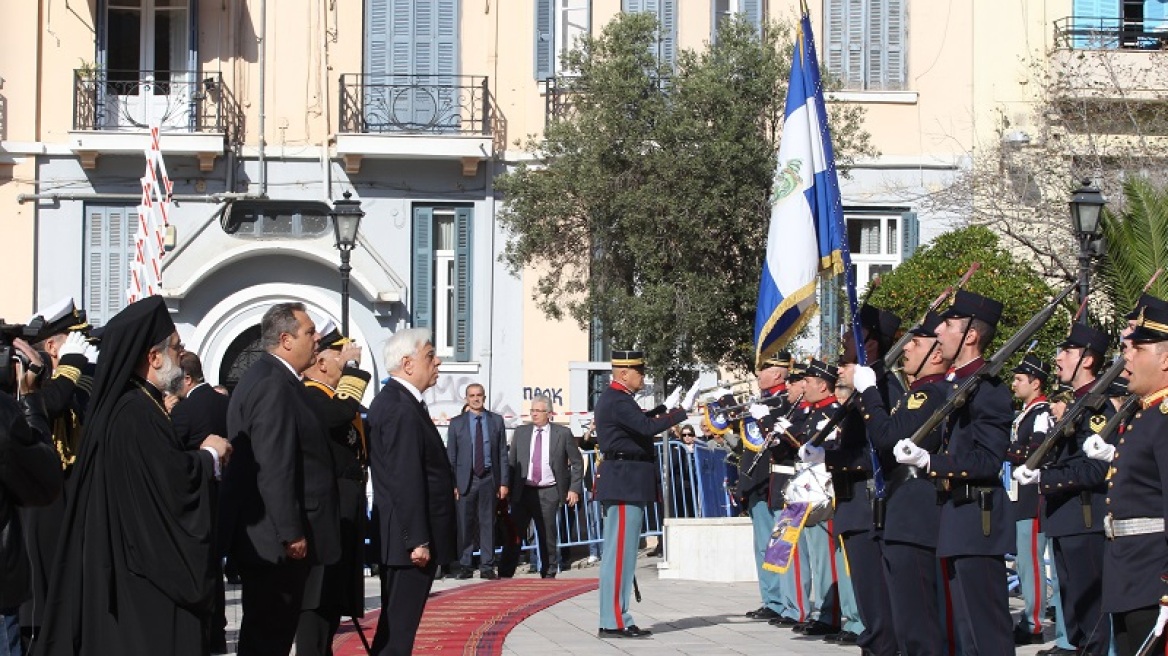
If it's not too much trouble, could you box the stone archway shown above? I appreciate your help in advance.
[218,325,263,392]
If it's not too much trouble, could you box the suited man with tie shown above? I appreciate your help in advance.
[501,395,583,578]
[368,328,457,656]
[222,303,341,656]
[447,383,509,579]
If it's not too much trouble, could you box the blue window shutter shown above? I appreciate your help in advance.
[901,211,919,260]
[85,206,132,327]
[535,0,554,80]
[825,0,846,83]
[454,207,474,361]
[623,0,645,12]
[742,0,763,33]
[820,274,841,355]
[412,206,434,329]
[366,0,390,78]
[884,0,905,90]
[659,0,677,67]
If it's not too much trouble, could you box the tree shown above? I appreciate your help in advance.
[1096,177,1168,331]
[864,225,1070,365]
[496,13,873,385]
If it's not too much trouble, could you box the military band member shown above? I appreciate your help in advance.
[1087,299,1168,656]
[894,290,1015,655]
[594,350,695,639]
[1014,323,1113,655]
[1004,354,1054,646]
[852,311,951,655]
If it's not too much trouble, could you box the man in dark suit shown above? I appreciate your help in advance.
[170,351,231,654]
[501,395,583,579]
[368,328,457,656]
[222,302,341,656]
[447,382,509,579]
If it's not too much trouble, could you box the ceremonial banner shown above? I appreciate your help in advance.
[754,7,851,366]
[127,125,173,302]
[763,501,812,573]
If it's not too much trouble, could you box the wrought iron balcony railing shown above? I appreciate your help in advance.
[338,74,492,135]
[1054,16,1168,50]
[544,77,580,127]
[73,69,227,133]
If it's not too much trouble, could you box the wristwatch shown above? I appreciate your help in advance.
[345,359,360,369]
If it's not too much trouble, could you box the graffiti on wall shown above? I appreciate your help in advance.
[522,386,563,406]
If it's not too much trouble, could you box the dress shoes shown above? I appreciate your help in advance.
[541,572,557,579]
[768,615,799,627]
[455,568,473,580]
[746,607,781,620]
[1014,624,1046,645]
[1036,647,1076,656]
[824,630,859,644]
[480,569,498,580]
[796,621,838,636]
[598,625,652,639]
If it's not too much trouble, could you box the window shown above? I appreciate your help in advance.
[712,0,763,42]
[223,200,333,239]
[100,0,194,129]
[365,0,460,131]
[412,206,473,360]
[85,206,136,327]
[622,0,678,68]
[845,211,917,294]
[824,0,905,91]
[536,0,591,80]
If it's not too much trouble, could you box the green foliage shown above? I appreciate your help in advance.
[865,226,1070,366]
[1097,177,1168,332]
[496,13,873,386]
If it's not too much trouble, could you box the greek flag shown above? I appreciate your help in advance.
[754,10,854,366]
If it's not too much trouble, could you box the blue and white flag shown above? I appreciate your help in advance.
[754,10,855,367]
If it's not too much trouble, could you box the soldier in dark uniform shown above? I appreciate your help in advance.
[894,290,1015,655]
[1004,354,1054,647]
[594,350,693,639]
[295,320,372,656]
[1014,323,1113,655]
[851,311,951,656]
[1087,300,1168,656]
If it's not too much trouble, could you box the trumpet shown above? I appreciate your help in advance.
[694,379,755,398]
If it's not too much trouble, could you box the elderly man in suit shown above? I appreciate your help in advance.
[447,383,509,579]
[501,395,583,579]
[368,328,457,656]
[222,303,340,656]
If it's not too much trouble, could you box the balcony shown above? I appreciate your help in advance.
[336,74,496,176]
[544,77,580,128]
[1050,17,1168,106]
[1053,16,1168,50]
[70,69,232,171]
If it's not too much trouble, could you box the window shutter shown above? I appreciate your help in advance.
[535,0,554,80]
[742,0,763,33]
[453,207,474,361]
[435,0,459,130]
[85,206,132,327]
[412,206,434,329]
[825,0,845,81]
[885,0,905,90]
[844,0,864,89]
[366,0,391,79]
[866,0,885,90]
[623,0,645,13]
[819,274,841,355]
[900,211,919,260]
[659,0,677,68]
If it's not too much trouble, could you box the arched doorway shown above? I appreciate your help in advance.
[219,325,263,392]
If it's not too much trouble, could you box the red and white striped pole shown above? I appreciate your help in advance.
[127,124,173,303]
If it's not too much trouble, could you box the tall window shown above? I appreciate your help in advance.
[824,0,905,91]
[622,0,678,68]
[846,212,917,294]
[536,0,591,80]
[365,0,460,131]
[712,0,763,41]
[412,206,473,360]
[84,206,136,327]
[100,0,193,129]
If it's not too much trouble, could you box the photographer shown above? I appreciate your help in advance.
[1,337,64,655]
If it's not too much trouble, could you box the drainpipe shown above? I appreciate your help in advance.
[258,0,267,196]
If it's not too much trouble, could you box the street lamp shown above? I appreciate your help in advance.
[331,191,364,335]
[1069,179,1105,324]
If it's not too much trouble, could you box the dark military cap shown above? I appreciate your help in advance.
[804,358,838,385]
[1058,322,1110,355]
[787,360,808,382]
[1050,381,1075,404]
[1126,293,1168,321]
[611,349,645,367]
[1106,376,1129,398]
[860,304,902,348]
[315,318,352,351]
[761,350,793,369]
[32,297,90,341]
[1128,303,1168,343]
[1012,354,1051,382]
[939,290,1004,328]
[908,311,944,338]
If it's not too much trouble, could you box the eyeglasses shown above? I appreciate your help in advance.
[681,432,695,437]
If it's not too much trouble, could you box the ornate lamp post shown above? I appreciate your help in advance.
[1069,179,1105,324]
[331,191,364,335]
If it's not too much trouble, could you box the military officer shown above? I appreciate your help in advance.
[593,350,695,639]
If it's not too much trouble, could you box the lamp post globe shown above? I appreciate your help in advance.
[1069,179,1105,324]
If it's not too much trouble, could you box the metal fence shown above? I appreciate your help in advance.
[338,74,492,135]
[73,69,226,133]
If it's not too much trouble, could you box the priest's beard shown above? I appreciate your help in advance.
[157,351,185,397]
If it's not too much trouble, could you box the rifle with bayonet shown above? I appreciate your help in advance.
[1096,394,1139,443]
[906,282,1078,446]
[1022,353,1127,470]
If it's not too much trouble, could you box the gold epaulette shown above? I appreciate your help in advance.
[336,368,372,401]
[53,364,82,385]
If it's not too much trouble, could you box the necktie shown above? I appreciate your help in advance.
[473,415,486,477]
[531,427,544,484]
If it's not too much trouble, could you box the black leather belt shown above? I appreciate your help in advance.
[937,479,998,505]
[604,452,654,462]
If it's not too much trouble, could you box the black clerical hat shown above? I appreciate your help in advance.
[611,350,645,367]
[860,304,902,348]
[1129,303,1168,343]
[939,290,1004,328]
[1058,323,1110,354]
[804,359,838,385]
[908,311,944,338]
[1126,293,1168,321]
[1012,354,1051,382]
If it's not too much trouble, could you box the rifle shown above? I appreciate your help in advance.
[1022,353,1127,470]
[907,282,1078,446]
[803,262,982,448]
[743,393,804,477]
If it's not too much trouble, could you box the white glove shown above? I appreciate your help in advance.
[894,438,930,469]
[664,386,682,410]
[1084,434,1115,462]
[798,443,825,465]
[58,331,88,358]
[1155,603,1168,637]
[774,417,793,434]
[749,403,771,421]
[83,344,99,365]
[705,387,731,402]
[1013,465,1041,486]
[681,379,702,412]
[815,417,838,443]
[852,365,877,393]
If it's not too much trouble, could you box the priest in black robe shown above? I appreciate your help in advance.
[36,296,232,656]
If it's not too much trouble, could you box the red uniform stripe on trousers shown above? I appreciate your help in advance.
[941,557,956,656]
[794,544,806,622]
[612,505,626,629]
[1030,518,1043,633]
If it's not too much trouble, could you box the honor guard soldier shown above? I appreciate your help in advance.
[593,350,695,639]
[1004,354,1054,646]
[738,351,797,624]
[807,305,902,653]
[852,311,952,656]
[894,290,1016,655]
[295,320,372,655]
[1014,323,1113,655]
[1087,298,1168,656]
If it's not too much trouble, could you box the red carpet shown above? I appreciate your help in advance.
[331,577,599,655]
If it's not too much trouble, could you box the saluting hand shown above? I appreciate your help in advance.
[339,342,363,368]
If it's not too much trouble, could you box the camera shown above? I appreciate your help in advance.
[0,317,45,394]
